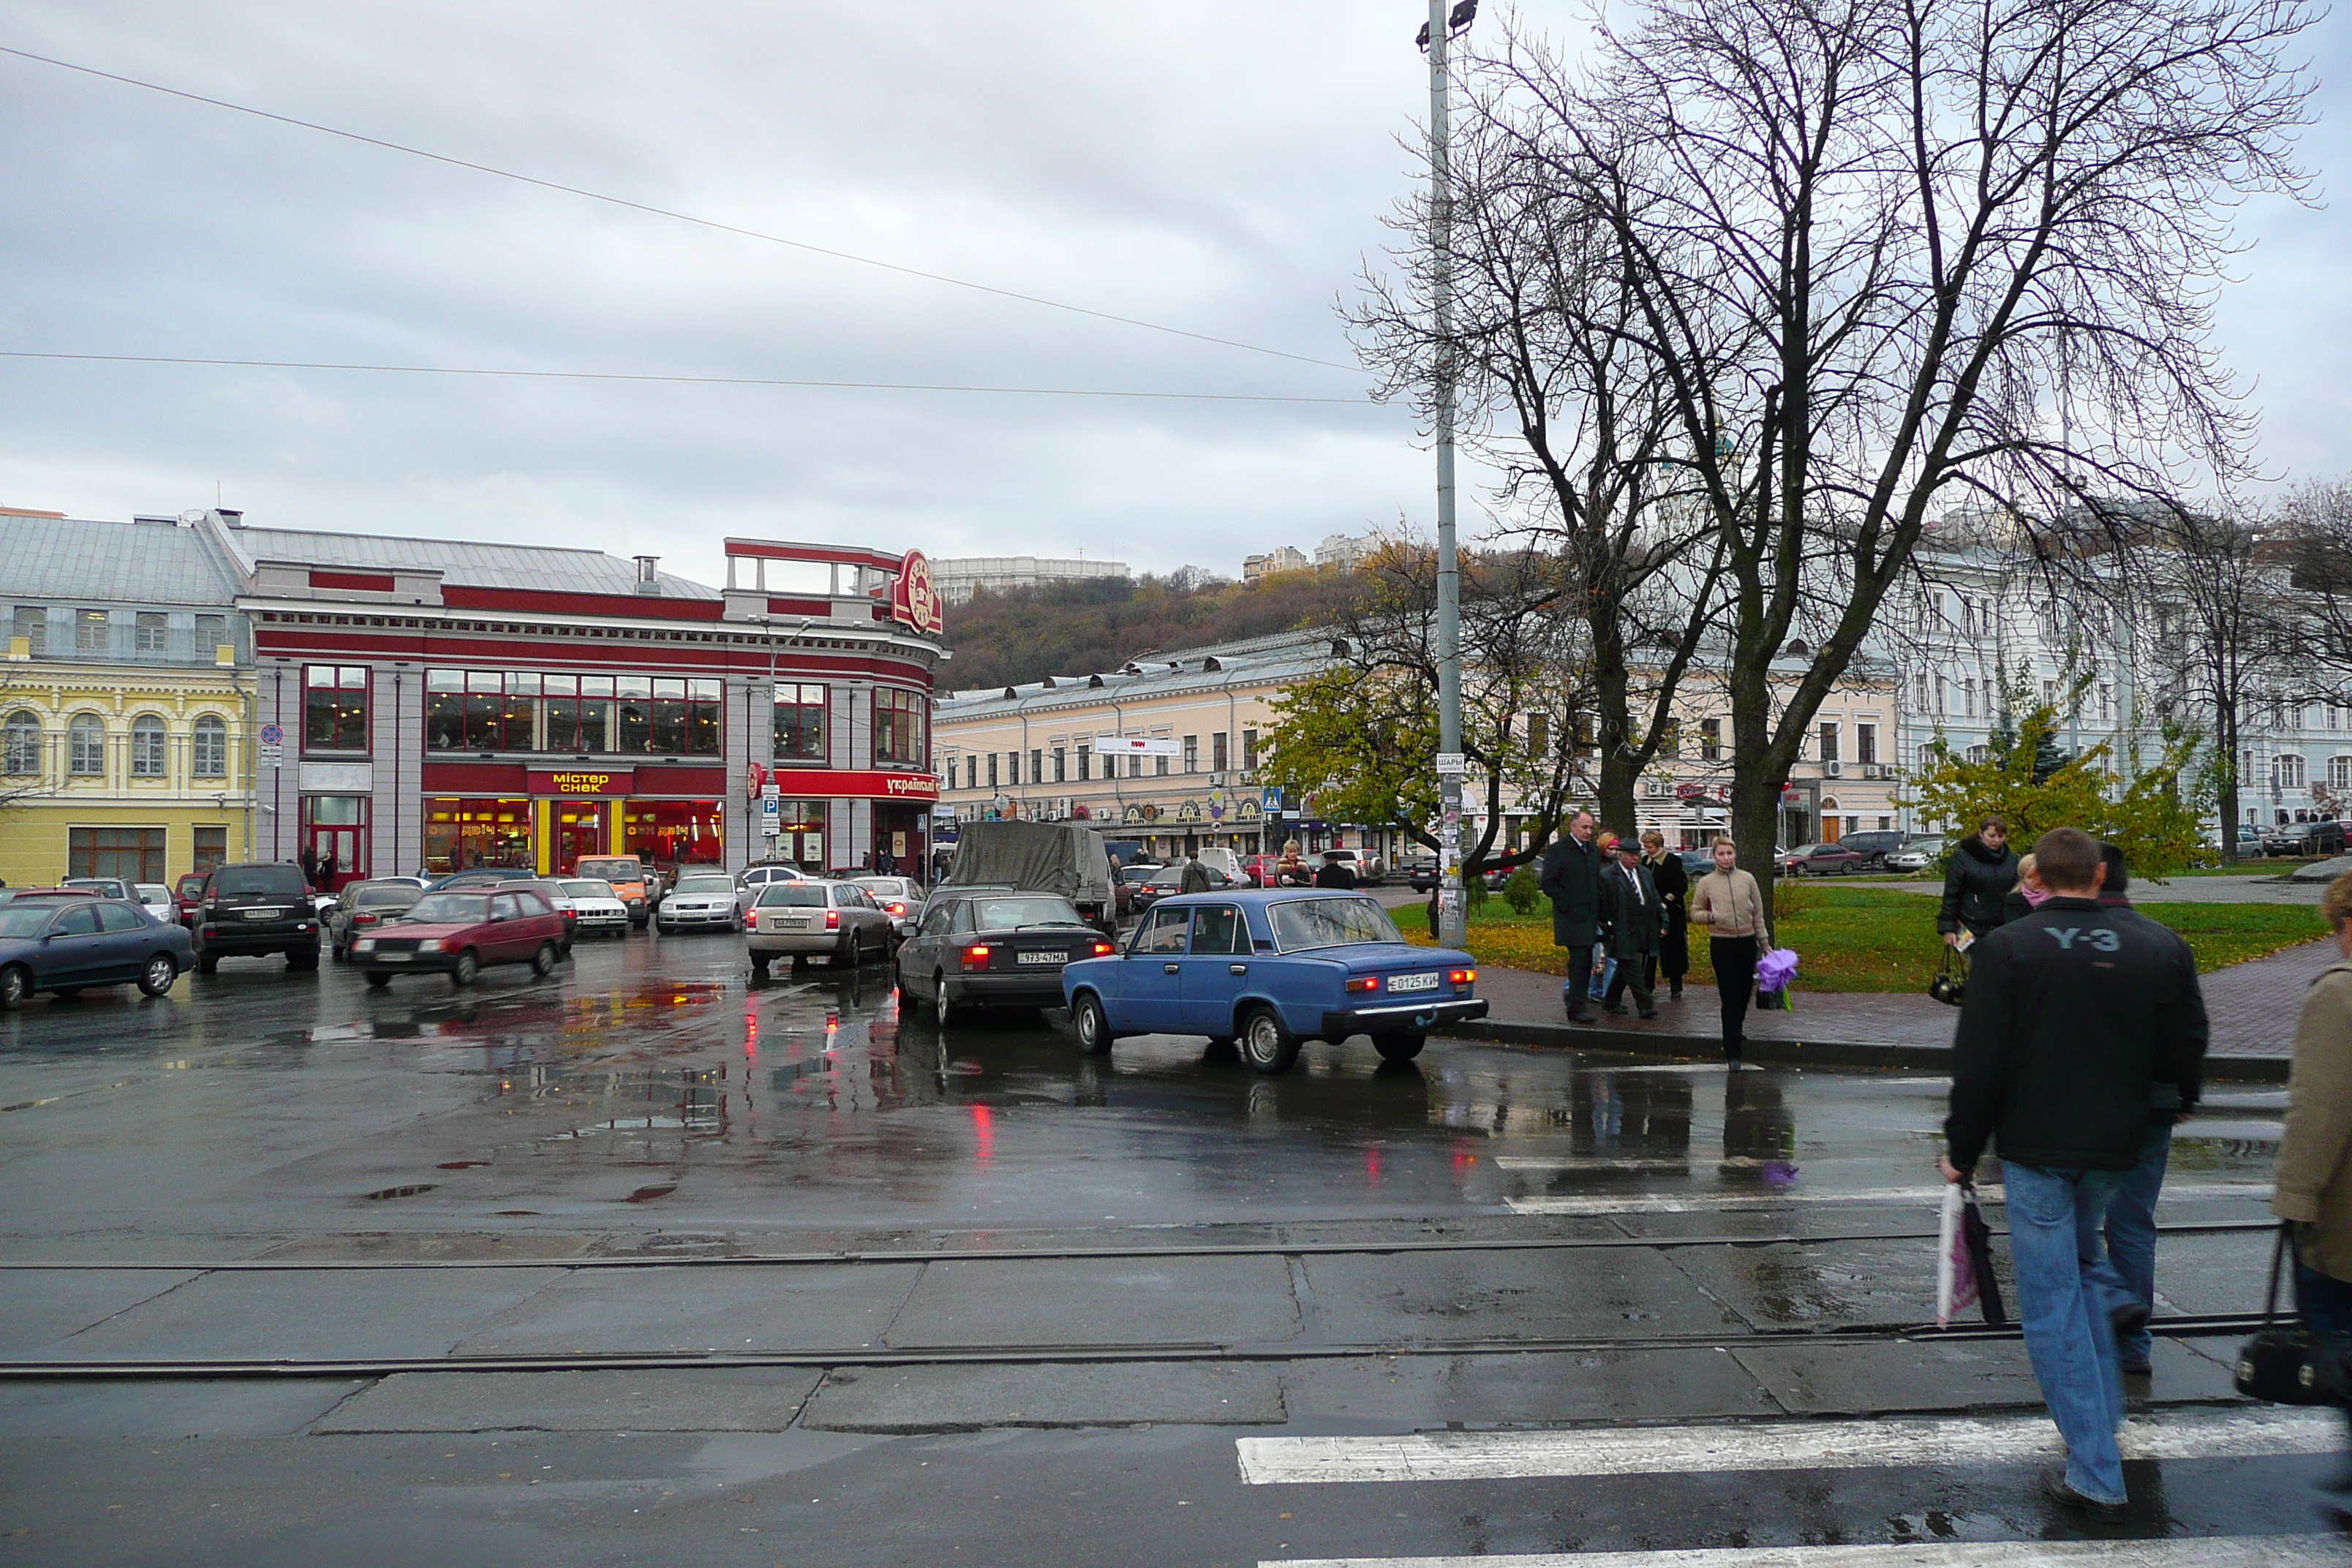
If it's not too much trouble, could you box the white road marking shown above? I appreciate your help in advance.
[1261,1535,2342,1567]
[1235,1406,2336,1486]
[1504,1183,2272,1215]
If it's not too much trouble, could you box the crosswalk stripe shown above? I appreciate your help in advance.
[1504,1183,2272,1215]
[1260,1534,2343,1567]
[1235,1407,2336,1486]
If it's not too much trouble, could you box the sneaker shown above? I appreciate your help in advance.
[2041,1469,2126,1520]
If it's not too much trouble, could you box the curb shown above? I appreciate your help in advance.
[1441,1018,2289,1083]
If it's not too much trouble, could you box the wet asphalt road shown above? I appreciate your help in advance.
[0,931,2334,1566]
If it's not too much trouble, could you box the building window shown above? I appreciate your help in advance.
[1,710,37,774]
[1936,676,1949,715]
[135,613,167,655]
[195,614,227,661]
[75,609,109,655]
[1183,735,1199,774]
[68,712,104,775]
[192,824,228,873]
[130,715,166,777]
[428,670,526,751]
[873,688,927,768]
[1053,747,1066,783]
[1030,748,1042,785]
[1818,723,1840,764]
[1242,729,1259,770]
[1857,723,1877,765]
[1878,815,1892,831]
[192,715,227,777]
[12,606,45,654]
[549,674,613,753]
[1962,679,1979,720]
[1007,751,1022,787]
[304,666,370,752]
[2097,683,2114,725]
[987,753,999,789]
[70,826,165,882]
[1212,732,1228,772]
[2278,753,2307,790]
[1154,750,1169,777]
[2332,756,2352,791]
[773,683,828,763]
[1699,718,1722,762]
[965,755,977,791]
[1077,744,1091,782]
[1965,744,1991,765]
[1912,671,1929,712]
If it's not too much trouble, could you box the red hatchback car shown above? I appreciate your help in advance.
[349,887,567,989]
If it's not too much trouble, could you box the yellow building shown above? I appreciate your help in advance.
[1,509,257,889]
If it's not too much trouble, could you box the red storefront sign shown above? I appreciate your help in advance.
[889,551,944,638]
[526,768,636,797]
[759,769,940,802]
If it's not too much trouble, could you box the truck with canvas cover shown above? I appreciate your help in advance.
[942,821,1118,936]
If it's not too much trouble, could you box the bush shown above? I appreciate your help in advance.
[1502,865,1542,914]
[1463,870,1489,909]
[1773,874,1812,924]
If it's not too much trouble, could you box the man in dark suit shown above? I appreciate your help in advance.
[1539,812,1604,1023]
[1602,838,1667,1018]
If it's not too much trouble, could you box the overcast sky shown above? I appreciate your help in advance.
[1,2,2345,587]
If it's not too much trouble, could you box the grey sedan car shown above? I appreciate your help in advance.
[851,876,926,939]
[746,881,894,976]
[656,872,744,934]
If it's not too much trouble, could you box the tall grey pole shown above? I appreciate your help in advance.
[1429,0,1468,949]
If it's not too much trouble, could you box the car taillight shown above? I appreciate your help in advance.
[886,902,906,916]
[825,911,840,930]
[1345,976,1379,994]
[1090,941,1114,957]
[353,912,377,927]
[962,944,992,971]
[1450,968,1476,986]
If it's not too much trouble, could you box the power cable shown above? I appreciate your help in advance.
[0,349,1370,404]
[0,44,1361,374]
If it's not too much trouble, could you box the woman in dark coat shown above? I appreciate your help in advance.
[1937,815,2019,946]
[1641,829,1690,1001]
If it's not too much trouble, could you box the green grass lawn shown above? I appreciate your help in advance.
[1409,885,2326,992]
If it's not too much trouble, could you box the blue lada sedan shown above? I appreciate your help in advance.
[1060,889,1485,1074]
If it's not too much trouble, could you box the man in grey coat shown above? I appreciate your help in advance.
[1539,812,1604,1024]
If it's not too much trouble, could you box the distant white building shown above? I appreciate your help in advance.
[1242,546,1310,583]
[929,555,1129,606]
[1313,532,1376,570]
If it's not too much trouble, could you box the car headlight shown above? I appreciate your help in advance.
[354,938,374,952]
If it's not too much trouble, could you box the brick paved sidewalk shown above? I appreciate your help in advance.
[1471,935,2337,1060]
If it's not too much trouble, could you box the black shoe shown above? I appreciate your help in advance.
[2041,1469,2125,1521]
[1566,1009,1598,1025]
[2119,1360,2152,1377]
[1638,1009,1659,1020]
[1603,1003,1629,1016]
[2041,1469,2126,1520]
[1670,985,1684,1000]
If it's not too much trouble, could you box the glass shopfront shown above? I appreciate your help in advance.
[423,796,535,874]
[624,799,723,869]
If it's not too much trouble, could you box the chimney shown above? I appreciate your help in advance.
[214,508,245,528]
[633,555,660,594]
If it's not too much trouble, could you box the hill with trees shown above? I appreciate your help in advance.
[941,570,1362,693]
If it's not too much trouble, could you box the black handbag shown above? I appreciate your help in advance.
[1928,948,1966,1006]
[2234,1223,2350,1404]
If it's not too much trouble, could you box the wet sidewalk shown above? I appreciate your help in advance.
[1450,938,2337,1077]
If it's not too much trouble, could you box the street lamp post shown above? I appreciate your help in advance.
[1425,0,1471,948]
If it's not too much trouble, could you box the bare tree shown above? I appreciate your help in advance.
[1411,0,2314,880]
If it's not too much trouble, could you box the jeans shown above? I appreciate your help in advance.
[1561,946,1595,1016]
[1591,955,1616,1000]
[1711,935,1758,1058]
[2082,1120,2170,1367]
[2006,1161,2132,1506]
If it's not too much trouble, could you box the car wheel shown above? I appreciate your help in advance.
[935,972,957,1028]
[0,965,28,1011]
[364,971,393,989]
[137,954,178,998]
[896,966,926,1013]
[1072,992,1113,1056]
[1372,1030,1426,1063]
[530,941,558,978]
[831,930,855,969]
[196,953,219,976]
[450,949,480,987]
[1240,1005,1301,1075]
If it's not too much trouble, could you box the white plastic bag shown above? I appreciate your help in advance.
[1934,1183,1983,1328]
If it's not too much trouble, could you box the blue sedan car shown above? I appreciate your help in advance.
[0,897,194,1010]
[1060,889,1486,1074]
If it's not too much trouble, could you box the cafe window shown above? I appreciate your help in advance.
[874,687,927,768]
[192,715,227,777]
[192,824,228,873]
[304,665,370,752]
[545,674,612,753]
[625,799,725,867]
[635,677,720,755]
[422,796,535,875]
[130,715,167,777]
[774,682,828,764]
[70,826,165,882]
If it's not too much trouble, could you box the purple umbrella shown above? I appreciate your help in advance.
[1756,946,1800,995]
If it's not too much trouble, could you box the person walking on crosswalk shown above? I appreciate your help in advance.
[1941,826,2206,1518]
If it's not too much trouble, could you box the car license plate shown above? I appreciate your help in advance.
[240,909,276,920]
[1017,951,1066,965]
[1387,971,1440,992]
[378,952,409,962]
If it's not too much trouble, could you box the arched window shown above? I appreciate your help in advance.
[192,715,227,778]
[1,710,37,775]
[129,715,166,777]
[68,713,105,776]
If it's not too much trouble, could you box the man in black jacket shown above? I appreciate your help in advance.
[1599,840,1667,1018]
[1939,815,2019,946]
[1539,813,1604,1023]
[1942,827,2207,1517]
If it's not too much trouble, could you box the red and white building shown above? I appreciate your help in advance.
[192,510,943,884]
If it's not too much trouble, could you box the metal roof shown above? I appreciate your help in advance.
[938,628,1342,718]
[0,516,242,606]
[217,524,720,599]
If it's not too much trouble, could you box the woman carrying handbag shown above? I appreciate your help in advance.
[2271,869,2352,1528]
[1687,837,1766,1064]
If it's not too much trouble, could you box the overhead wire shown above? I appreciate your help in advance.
[0,349,1372,404]
[0,44,1362,376]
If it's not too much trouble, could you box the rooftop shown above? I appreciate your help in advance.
[212,522,720,600]
[0,515,243,606]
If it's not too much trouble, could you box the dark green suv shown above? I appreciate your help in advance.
[191,862,321,974]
